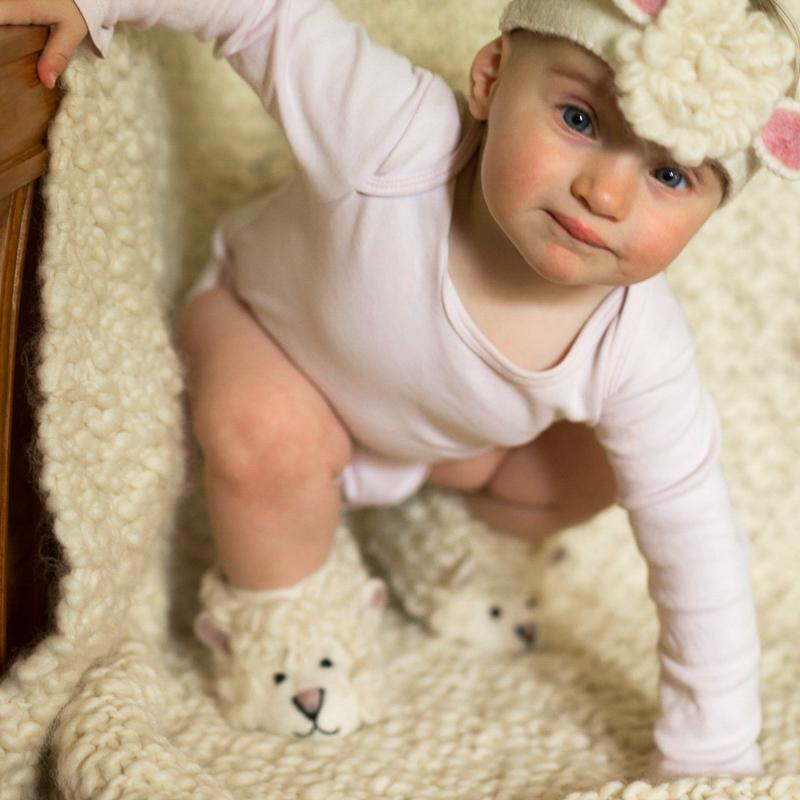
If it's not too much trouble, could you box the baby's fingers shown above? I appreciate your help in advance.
[38,18,87,88]
[0,1,88,87]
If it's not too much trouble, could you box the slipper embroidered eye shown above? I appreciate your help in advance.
[755,98,800,180]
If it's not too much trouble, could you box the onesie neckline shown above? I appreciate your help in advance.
[440,260,626,386]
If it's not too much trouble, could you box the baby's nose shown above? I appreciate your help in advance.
[293,687,324,720]
[572,153,638,221]
[515,622,537,648]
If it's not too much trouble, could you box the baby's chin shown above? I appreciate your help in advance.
[522,247,604,288]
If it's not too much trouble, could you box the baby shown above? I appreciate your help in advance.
[6,0,800,782]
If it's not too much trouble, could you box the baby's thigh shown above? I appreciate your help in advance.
[467,422,617,537]
[175,288,352,479]
[488,421,615,508]
[426,448,508,491]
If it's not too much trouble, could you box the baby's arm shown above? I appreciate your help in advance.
[2,0,454,202]
[595,290,762,781]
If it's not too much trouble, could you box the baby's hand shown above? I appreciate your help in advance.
[0,1,88,88]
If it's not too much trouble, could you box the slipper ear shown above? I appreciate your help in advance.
[755,98,800,180]
[448,557,478,588]
[361,578,388,611]
[194,612,232,654]
[613,0,667,25]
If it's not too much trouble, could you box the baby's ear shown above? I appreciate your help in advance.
[194,612,231,654]
[755,98,800,180]
[361,578,388,611]
[468,35,507,121]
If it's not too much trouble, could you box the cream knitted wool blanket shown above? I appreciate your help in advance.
[2,1,800,797]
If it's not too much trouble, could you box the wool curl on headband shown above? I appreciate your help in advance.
[612,0,797,166]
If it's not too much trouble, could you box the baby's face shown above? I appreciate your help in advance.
[470,33,724,287]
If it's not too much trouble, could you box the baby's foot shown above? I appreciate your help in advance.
[194,526,387,738]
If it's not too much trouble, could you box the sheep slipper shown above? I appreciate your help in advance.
[193,525,388,739]
[352,488,567,654]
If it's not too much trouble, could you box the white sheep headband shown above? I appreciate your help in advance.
[499,0,800,199]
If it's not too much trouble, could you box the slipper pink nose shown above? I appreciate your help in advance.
[293,688,323,718]
[515,623,537,647]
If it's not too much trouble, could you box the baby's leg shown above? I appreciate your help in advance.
[176,288,352,589]
[429,422,616,539]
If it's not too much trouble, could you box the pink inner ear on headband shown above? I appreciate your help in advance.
[762,109,800,170]
[635,0,667,15]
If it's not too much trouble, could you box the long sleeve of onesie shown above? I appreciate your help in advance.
[594,284,761,779]
[74,0,460,202]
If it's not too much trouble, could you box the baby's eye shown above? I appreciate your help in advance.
[319,658,334,668]
[273,672,287,685]
[561,105,594,137]
[653,166,689,190]
[489,605,503,619]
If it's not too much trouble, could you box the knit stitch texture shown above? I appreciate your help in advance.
[1,0,799,797]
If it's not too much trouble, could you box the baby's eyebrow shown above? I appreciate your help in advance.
[546,66,620,99]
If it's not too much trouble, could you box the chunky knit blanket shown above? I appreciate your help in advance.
[2,1,800,797]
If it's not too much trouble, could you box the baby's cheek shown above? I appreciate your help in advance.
[482,161,526,235]
[484,138,554,226]
[627,214,693,278]
[483,137,527,203]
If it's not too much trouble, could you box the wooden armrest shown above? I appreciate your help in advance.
[0,26,62,674]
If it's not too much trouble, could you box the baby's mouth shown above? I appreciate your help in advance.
[546,211,609,250]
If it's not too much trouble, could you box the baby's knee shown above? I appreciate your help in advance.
[192,382,352,492]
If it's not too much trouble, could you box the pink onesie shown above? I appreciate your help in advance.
[77,0,762,777]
